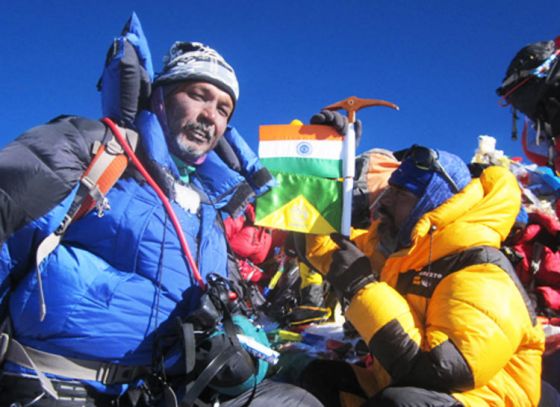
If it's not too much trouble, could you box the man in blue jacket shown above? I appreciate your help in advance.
[0,16,321,407]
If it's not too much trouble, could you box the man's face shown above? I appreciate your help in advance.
[164,81,234,163]
[372,186,419,253]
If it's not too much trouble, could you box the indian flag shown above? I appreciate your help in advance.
[255,124,344,235]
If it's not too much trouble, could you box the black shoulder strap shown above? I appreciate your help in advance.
[396,246,537,324]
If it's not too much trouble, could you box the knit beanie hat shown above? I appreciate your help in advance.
[389,147,471,248]
[153,41,239,105]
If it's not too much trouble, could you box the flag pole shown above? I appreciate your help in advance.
[323,96,399,236]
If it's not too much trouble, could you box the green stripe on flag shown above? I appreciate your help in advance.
[260,157,342,179]
[255,171,342,233]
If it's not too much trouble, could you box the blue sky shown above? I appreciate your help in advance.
[2,1,560,163]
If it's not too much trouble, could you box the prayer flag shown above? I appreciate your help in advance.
[255,124,344,234]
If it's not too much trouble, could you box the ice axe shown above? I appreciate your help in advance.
[323,96,399,236]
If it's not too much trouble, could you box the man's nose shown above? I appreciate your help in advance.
[198,103,217,124]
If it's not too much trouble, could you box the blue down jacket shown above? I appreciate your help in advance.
[0,112,273,393]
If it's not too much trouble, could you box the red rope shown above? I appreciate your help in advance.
[102,117,205,289]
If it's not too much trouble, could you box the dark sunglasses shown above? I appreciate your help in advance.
[393,145,460,193]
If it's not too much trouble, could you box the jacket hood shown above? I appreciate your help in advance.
[390,149,472,249]
[388,166,521,271]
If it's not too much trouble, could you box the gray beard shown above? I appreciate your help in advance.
[171,138,204,163]
[168,121,215,163]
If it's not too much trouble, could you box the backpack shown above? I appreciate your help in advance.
[33,120,138,322]
[352,148,399,229]
[0,16,156,397]
[496,38,560,172]
[0,119,139,400]
[497,40,560,123]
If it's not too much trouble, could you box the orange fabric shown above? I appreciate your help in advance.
[259,124,343,141]
[74,145,129,220]
[363,149,400,206]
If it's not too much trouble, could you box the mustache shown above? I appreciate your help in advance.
[183,121,215,142]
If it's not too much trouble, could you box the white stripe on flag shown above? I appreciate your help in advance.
[259,139,343,160]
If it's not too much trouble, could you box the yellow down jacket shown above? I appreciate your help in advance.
[307,166,545,406]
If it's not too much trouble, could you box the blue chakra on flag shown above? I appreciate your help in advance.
[296,141,312,156]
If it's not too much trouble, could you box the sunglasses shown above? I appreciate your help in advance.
[393,145,460,193]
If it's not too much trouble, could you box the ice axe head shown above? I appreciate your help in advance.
[323,96,399,123]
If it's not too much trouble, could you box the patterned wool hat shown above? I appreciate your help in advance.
[153,41,239,104]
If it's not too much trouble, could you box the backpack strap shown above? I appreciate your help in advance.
[396,246,537,325]
[34,123,138,321]
[1,334,150,400]
[74,131,139,219]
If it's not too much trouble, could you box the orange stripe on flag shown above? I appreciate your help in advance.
[259,124,343,141]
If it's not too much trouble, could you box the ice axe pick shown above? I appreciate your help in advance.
[323,96,399,124]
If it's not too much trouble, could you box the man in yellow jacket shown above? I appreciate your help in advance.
[300,144,547,406]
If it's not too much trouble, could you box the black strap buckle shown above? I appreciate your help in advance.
[97,363,145,384]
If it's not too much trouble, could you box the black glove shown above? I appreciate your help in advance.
[310,110,363,146]
[327,233,376,307]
